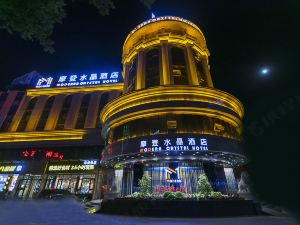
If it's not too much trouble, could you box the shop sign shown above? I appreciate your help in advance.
[47,160,98,173]
[35,71,121,88]
[139,137,208,153]
[0,164,23,173]
[22,149,64,160]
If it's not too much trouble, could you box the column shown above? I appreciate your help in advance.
[123,63,130,93]
[25,95,48,131]
[136,51,144,90]
[0,91,19,128]
[161,41,171,85]
[64,93,83,129]
[84,92,101,128]
[44,94,65,130]
[201,58,214,88]
[8,96,31,132]
[186,45,199,85]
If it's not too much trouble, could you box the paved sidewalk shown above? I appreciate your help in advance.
[0,200,298,225]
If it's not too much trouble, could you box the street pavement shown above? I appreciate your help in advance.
[0,200,298,225]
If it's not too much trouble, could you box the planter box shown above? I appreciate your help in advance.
[100,198,262,217]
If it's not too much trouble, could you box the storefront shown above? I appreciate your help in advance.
[0,162,24,198]
[44,160,99,199]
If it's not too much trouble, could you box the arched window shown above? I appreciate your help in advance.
[145,48,160,88]
[17,97,38,131]
[96,92,109,127]
[171,47,188,85]
[194,50,207,86]
[36,96,55,131]
[55,95,73,130]
[75,94,91,129]
[127,56,137,92]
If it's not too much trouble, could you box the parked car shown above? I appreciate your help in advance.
[36,189,75,200]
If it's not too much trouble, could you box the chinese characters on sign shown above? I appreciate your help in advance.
[0,164,23,173]
[22,150,64,160]
[35,72,121,88]
[47,160,98,172]
[139,137,208,153]
[48,164,95,172]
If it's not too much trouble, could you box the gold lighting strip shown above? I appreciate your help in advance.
[100,86,244,124]
[104,107,241,131]
[123,34,209,64]
[0,130,86,142]
[26,83,124,97]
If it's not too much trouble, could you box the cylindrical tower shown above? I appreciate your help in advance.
[100,16,245,196]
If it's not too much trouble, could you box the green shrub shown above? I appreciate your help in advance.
[163,191,173,199]
[131,192,140,198]
[138,175,151,197]
[197,173,213,197]
[174,191,184,199]
[209,191,223,198]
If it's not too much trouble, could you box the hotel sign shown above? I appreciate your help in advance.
[139,137,208,153]
[35,71,121,88]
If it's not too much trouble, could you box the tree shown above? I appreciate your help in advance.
[138,175,151,197]
[197,173,213,196]
[0,0,156,53]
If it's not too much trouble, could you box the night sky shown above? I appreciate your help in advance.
[1,0,300,214]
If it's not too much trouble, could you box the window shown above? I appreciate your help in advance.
[55,95,72,130]
[96,92,109,127]
[0,92,24,131]
[17,97,37,131]
[36,96,55,131]
[75,94,91,129]
[145,48,160,88]
[127,56,137,92]
[171,47,188,85]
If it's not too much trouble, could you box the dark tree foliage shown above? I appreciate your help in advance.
[0,0,155,53]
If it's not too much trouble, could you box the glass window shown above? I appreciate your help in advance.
[171,47,188,85]
[55,95,72,130]
[75,94,91,129]
[145,48,160,88]
[127,56,137,92]
[17,97,37,131]
[36,96,55,131]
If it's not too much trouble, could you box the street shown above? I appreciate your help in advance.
[0,200,298,225]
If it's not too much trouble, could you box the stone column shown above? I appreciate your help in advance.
[44,94,65,130]
[186,45,199,85]
[161,41,171,85]
[201,58,214,88]
[64,93,83,129]
[8,96,31,132]
[25,95,48,131]
[136,51,144,90]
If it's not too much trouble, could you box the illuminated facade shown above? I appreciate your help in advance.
[0,16,247,200]
[100,16,246,196]
[0,71,122,199]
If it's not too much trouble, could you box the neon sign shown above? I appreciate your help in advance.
[35,71,121,88]
[139,137,208,153]
[47,160,98,172]
[22,150,64,160]
[165,167,183,183]
[0,164,23,173]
